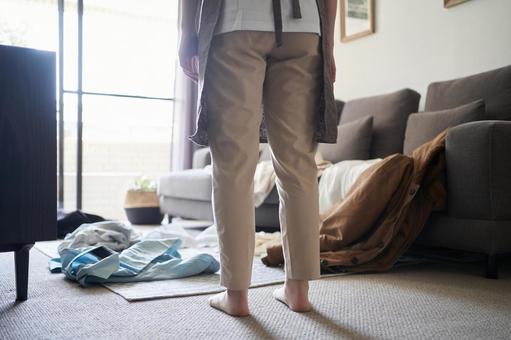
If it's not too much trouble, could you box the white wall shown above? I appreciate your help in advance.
[333,0,511,108]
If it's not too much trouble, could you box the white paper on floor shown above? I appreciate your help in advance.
[143,223,219,249]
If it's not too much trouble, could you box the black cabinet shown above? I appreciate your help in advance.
[0,45,57,301]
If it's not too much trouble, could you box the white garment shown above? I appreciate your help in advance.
[318,159,382,214]
[203,163,276,208]
[144,223,219,249]
[144,223,201,248]
[253,160,277,207]
[58,221,142,252]
[143,222,278,257]
[214,0,321,36]
[254,231,282,256]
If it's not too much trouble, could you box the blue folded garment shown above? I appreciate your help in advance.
[49,238,220,286]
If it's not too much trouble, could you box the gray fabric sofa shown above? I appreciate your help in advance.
[414,65,511,279]
[159,65,511,278]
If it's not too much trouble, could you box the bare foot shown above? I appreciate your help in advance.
[273,279,312,312]
[208,289,249,317]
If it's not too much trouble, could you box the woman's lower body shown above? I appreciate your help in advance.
[204,30,322,315]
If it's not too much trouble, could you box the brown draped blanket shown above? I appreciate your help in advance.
[261,130,448,273]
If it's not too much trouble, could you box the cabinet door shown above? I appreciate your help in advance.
[0,45,57,244]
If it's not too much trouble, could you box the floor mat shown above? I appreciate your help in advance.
[34,241,349,301]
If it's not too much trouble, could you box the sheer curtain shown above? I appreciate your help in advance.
[171,0,199,171]
[171,67,198,171]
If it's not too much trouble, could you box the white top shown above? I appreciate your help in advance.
[213,0,321,36]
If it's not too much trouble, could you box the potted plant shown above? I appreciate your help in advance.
[124,176,164,225]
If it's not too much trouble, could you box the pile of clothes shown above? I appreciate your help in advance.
[49,221,220,286]
[262,131,448,274]
[50,219,283,287]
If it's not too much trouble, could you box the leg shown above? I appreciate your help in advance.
[263,33,323,311]
[15,243,33,301]
[485,254,498,279]
[204,31,272,316]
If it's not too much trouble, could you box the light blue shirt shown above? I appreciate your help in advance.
[49,238,220,286]
[214,0,321,36]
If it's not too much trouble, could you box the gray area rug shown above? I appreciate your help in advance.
[1,249,510,340]
[34,241,348,301]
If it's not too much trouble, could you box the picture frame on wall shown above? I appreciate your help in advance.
[340,0,375,43]
[444,0,471,8]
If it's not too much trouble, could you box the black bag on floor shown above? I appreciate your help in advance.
[57,210,106,239]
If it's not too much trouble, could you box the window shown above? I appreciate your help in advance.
[81,95,173,219]
[0,0,178,220]
[82,0,178,98]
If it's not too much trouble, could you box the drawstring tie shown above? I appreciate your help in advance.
[272,0,302,47]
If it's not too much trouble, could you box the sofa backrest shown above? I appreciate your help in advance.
[425,64,511,121]
[334,100,345,125]
[339,89,421,159]
[259,143,272,162]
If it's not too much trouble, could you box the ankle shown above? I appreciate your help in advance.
[226,289,248,300]
[274,281,312,312]
[209,291,250,316]
[285,279,309,291]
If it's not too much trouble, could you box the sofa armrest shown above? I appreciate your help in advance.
[192,147,212,169]
[446,120,511,220]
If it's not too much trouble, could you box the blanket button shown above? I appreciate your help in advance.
[351,257,358,265]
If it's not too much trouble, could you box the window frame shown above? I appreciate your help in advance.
[57,0,177,210]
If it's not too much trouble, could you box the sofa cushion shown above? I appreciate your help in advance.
[340,89,421,158]
[318,116,373,163]
[192,147,212,169]
[403,99,485,155]
[260,100,345,163]
[417,213,511,255]
[425,64,511,120]
[263,186,280,205]
[335,100,345,125]
[259,143,272,162]
[159,169,212,201]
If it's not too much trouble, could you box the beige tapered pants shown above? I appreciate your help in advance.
[205,31,322,290]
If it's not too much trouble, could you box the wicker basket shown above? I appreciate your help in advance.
[123,189,163,225]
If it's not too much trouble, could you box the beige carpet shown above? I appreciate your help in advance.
[1,249,510,339]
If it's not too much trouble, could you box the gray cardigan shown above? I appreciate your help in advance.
[188,0,338,147]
